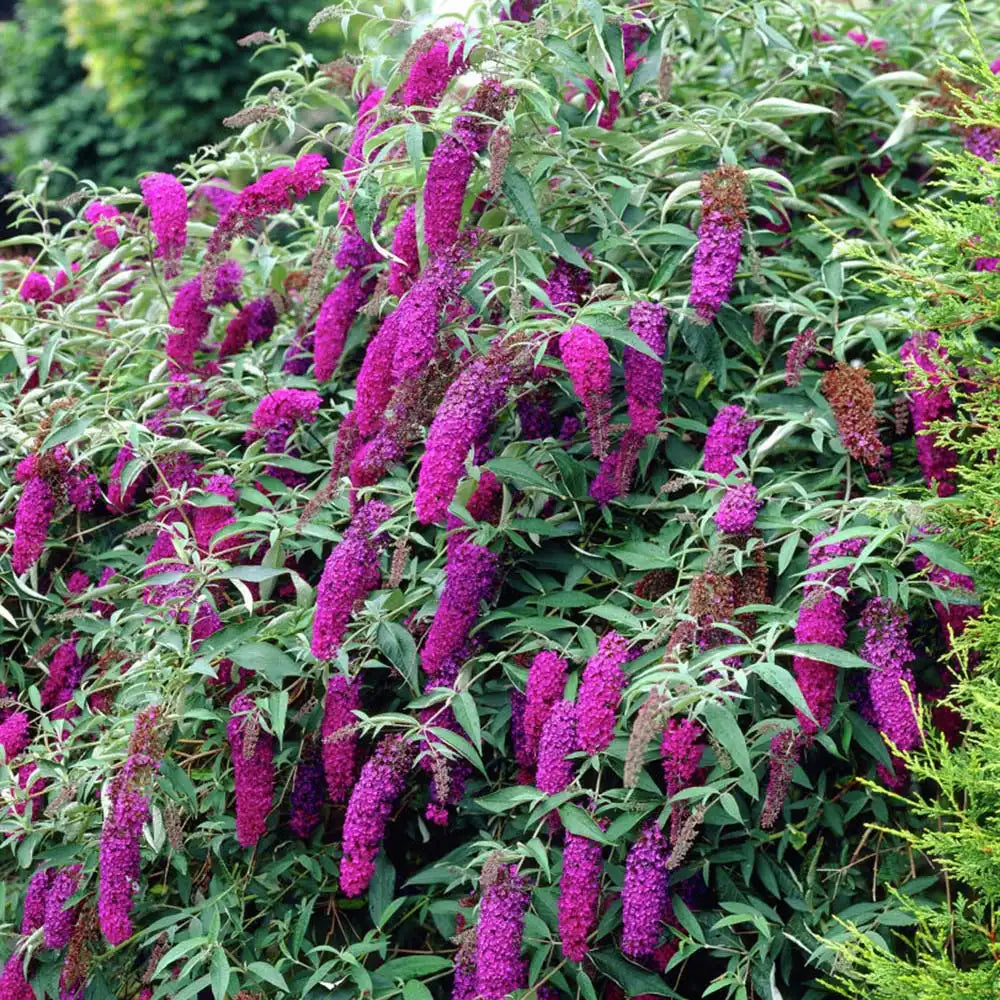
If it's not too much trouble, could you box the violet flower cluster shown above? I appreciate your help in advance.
[400,26,467,111]
[689,166,746,323]
[420,538,500,683]
[226,693,275,848]
[218,297,279,359]
[321,674,362,803]
[388,204,420,296]
[558,830,603,961]
[354,237,472,436]
[474,865,530,1000]
[44,864,81,949]
[246,388,323,453]
[140,172,188,277]
[99,751,159,944]
[312,501,393,660]
[84,200,121,249]
[517,651,568,768]
[576,631,628,754]
[622,822,671,957]
[422,79,514,255]
[314,270,377,381]
[559,324,612,459]
[714,481,761,535]
[624,301,667,437]
[166,260,242,368]
[0,712,30,760]
[900,332,958,497]
[792,534,864,736]
[703,404,756,477]
[340,736,414,896]
[289,739,327,838]
[206,154,328,259]
[861,597,921,759]
[415,355,512,523]
[535,699,579,794]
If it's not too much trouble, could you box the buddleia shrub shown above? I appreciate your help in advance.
[0,2,998,999]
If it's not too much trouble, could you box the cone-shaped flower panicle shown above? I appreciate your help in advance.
[576,631,628,754]
[312,502,393,661]
[226,693,275,848]
[690,165,746,323]
[140,173,188,277]
[340,735,414,896]
[622,823,671,957]
[416,355,512,524]
[322,675,362,803]
[475,865,530,1000]
[559,324,611,459]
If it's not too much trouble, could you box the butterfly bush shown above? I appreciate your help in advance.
[340,735,414,897]
[622,823,671,958]
[0,3,995,998]
[558,830,603,961]
[226,694,275,848]
[140,173,188,277]
[518,651,568,768]
[474,865,530,1000]
[689,166,746,323]
[535,699,578,794]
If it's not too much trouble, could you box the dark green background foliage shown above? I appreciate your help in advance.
[0,0,343,202]
[1,2,999,1000]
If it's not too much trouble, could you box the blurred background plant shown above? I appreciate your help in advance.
[0,0,352,230]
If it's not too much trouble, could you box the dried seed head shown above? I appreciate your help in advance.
[389,538,410,588]
[624,689,666,788]
[164,805,185,851]
[242,710,261,760]
[306,231,336,310]
[488,126,512,192]
[222,105,281,129]
[658,54,675,101]
[666,802,706,869]
[237,31,273,47]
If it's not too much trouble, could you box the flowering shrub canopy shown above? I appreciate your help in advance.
[1,2,998,999]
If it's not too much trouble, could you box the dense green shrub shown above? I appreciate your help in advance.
[0,2,997,999]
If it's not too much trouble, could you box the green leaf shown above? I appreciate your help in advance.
[452,690,482,751]
[220,566,287,583]
[377,622,419,693]
[912,540,974,581]
[428,726,487,776]
[374,956,452,982]
[405,123,423,175]
[487,456,561,494]
[780,643,872,671]
[679,318,726,387]
[210,946,230,1000]
[402,981,434,1000]
[475,786,546,812]
[591,950,675,997]
[700,700,753,785]
[752,96,834,118]
[247,961,289,992]
[752,660,810,715]
[230,642,299,683]
[368,852,396,926]
[559,803,612,844]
